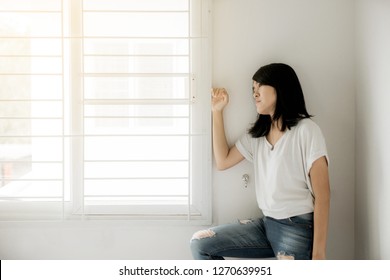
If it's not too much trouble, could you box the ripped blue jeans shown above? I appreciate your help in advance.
[190,213,313,260]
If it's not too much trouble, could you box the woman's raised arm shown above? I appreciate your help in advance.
[211,88,244,170]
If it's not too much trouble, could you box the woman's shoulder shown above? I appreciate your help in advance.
[294,118,323,136]
[296,118,318,128]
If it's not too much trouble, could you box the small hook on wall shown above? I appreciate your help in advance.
[242,174,249,188]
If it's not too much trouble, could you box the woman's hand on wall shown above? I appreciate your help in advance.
[211,88,229,112]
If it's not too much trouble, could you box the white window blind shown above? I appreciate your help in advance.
[0,0,211,223]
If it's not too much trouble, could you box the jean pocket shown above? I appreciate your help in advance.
[288,213,313,229]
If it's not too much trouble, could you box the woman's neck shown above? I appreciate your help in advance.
[270,118,283,132]
[266,119,284,147]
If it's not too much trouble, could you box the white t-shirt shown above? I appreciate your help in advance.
[235,118,329,219]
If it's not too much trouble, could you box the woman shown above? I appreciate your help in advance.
[190,63,330,260]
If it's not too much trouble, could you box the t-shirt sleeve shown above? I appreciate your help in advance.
[303,121,329,175]
[235,133,254,163]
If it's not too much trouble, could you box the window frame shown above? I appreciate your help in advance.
[0,0,212,225]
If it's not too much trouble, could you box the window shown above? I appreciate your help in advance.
[0,0,211,223]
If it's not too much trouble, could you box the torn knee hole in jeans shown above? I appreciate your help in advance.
[238,219,253,225]
[191,229,216,240]
[277,251,295,260]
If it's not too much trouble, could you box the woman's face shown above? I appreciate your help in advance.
[252,81,277,115]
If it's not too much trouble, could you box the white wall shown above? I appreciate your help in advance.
[355,0,390,259]
[0,0,356,260]
[211,0,355,259]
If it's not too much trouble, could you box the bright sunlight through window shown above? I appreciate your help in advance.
[0,0,211,223]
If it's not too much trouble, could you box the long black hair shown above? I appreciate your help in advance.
[248,63,312,138]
